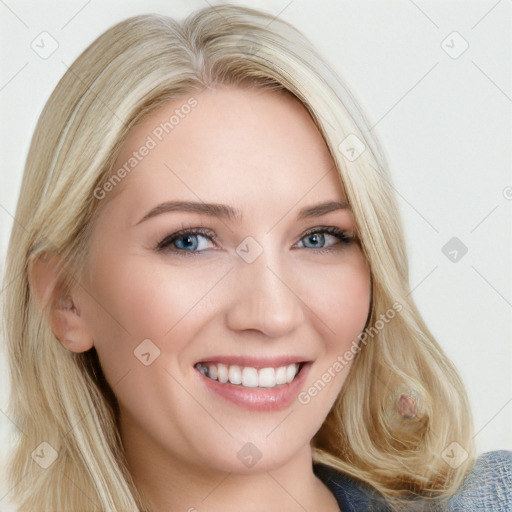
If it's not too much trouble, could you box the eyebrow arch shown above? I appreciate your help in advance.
[136,200,240,225]
[136,199,350,225]
[296,200,350,220]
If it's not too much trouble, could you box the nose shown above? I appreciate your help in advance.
[225,252,305,339]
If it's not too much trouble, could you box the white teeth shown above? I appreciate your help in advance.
[242,367,259,388]
[275,366,287,385]
[197,362,301,388]
[208,364,218,380]
[217,363,229,383]
[228,365,242,385]
[258,368,275,388]
[286,364,296,384]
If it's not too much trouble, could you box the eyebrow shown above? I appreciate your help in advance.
[135,199,350,225]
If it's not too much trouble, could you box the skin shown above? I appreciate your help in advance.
[36,87,371,511]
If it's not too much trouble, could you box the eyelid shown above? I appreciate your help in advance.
[300,225,349,237]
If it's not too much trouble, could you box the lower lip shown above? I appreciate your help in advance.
[197,364,311,412]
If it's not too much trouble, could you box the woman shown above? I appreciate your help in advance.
[3,4,510,511]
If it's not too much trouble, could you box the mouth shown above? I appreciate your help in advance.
[194,361,303,389]
[194,356,312,411]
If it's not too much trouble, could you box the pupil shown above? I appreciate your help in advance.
[308,233,324,248]
[179,235,197,250]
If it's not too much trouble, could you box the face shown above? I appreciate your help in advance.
[75,87,370,477]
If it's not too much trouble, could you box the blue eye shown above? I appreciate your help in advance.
[298,227,352,250]
[173,233,208,251]
[156,226,352,256]
[156,228,216,255]
[301,232,327,249]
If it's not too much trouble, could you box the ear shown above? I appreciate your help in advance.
[28,252,94,353]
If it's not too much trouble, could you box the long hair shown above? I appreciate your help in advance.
[3,4,474,511]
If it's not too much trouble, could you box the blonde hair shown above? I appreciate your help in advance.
[3,4,474,511]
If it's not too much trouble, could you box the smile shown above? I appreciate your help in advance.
[195,362,301,388]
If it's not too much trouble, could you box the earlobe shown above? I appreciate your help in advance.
[28,251,94,353]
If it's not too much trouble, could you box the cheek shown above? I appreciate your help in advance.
[295,262,370,417]
[332,267,371,342]
[304,254,371,348]
[79,251,226,379]
[95,250,229,327]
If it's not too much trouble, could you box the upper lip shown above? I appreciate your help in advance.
[195,356,310,369]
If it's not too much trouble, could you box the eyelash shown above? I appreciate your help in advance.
[155,225,353,257]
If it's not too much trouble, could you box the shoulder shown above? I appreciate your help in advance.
[314,450,512,512]
[447,450,512,511]
[313,462,388,511]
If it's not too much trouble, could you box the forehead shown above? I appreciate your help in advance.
[99,87,345,225]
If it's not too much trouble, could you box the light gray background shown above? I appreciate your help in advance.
[1,1,511,508]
